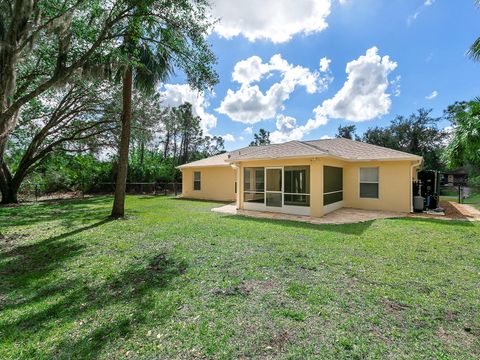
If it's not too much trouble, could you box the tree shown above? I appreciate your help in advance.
[336,124,360,140]
[0,0,147,164]
[110,1,218,218]
[468,1,480,61]
[362,109,447,170]
[443,99,480,168]
[250,128,271,146]
[0,80,117,203]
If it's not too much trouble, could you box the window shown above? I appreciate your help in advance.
[193,171,201,191]
[284,166,310,206]
[323,166,343,205]
[244,167,265,203]
[359,167,379,199]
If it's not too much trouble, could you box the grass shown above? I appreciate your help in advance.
[0,196,479,359]
[464,193,480,210]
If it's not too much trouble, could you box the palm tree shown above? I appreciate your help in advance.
[468,1,480,61]
[111,33,173,218]
[443,98,480,168]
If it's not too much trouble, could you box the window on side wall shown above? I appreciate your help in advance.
[193,171,201,191]
[359,167,379,199]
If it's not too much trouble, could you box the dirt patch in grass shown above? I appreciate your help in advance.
[382,299,410,313]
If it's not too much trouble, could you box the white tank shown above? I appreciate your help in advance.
[414,196,424,212]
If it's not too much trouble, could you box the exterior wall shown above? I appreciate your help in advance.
[181,158,419,216]
[237,158,416,216]
[181,166,236,201]
[343,160,414,213]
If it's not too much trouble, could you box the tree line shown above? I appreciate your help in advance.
[0,0,220,217]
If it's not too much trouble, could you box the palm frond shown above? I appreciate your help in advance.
[467,37,480,62]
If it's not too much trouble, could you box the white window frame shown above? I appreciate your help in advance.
[193,171,201,191]
[359,167,379,199]
[265,167,283,208]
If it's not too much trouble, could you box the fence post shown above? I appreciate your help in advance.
[35,185,38,202]
[174,182,177,196]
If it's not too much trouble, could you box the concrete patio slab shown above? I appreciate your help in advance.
[211,203,406,225]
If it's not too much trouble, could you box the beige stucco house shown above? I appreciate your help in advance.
[178,138,423,217]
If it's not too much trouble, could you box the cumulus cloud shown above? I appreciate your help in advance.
[217,54,332,124]
[319,57,331,72]
[220,133,236,142]
[424,0,435,6]
[212,0,331,43]
[271,47,398,142]
[243,126,253,134]
[425,90,438,100]
[270,114,328,143]
[159,84,217,133]
[315,46,397,122]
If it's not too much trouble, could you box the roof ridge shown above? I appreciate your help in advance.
[305,138,420,157]
[298,140,330,154]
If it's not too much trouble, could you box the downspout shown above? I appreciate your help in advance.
[410,160,422,212]
[230,163,240,209]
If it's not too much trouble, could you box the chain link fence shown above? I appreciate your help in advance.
[14,182,182,202]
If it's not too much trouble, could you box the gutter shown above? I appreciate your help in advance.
[410,159,423,212]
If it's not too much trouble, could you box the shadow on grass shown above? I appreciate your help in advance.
[222,213,373,235]
[392,216,476,227]
[0,219,113,307]
[0,197,119,229]
[0,238,186,358]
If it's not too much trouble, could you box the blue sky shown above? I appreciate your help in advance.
[162,0,480,150]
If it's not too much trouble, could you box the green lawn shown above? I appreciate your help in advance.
[464,193,480,210]
[1,196,479,359]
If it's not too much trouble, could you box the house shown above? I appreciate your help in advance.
[178,138,423,217]
[441,167,469,186]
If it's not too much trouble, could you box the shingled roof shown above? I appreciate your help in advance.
[178,138,422,169]
[227,138,422,162]
[177,152,231,169]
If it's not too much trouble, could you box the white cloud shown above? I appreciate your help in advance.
[315,47,397,122]
[319,57,332,72]
[220,133,236,142]
[320,134,333,139]
[270,47,398,142]
[243,126,253,134]
[407,0,435,24]
[212,0,331,43]
[391,75,401,97]
[159,84,217,133]
[425,90,438,100]
[270,114,328,143]
[217,54,332,124]
[238,135,245,141]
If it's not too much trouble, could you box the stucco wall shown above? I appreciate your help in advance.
[181,166,236,201]
[182,158,419,215]
[343,160,416,213]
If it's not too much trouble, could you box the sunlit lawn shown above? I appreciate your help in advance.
[1,196,479,359]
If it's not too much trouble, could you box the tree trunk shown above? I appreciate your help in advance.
[111,65,133,218]
[0,164,20,204]
[140,140,145,166]
[0,183,19,204]
[163,130,170,159]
